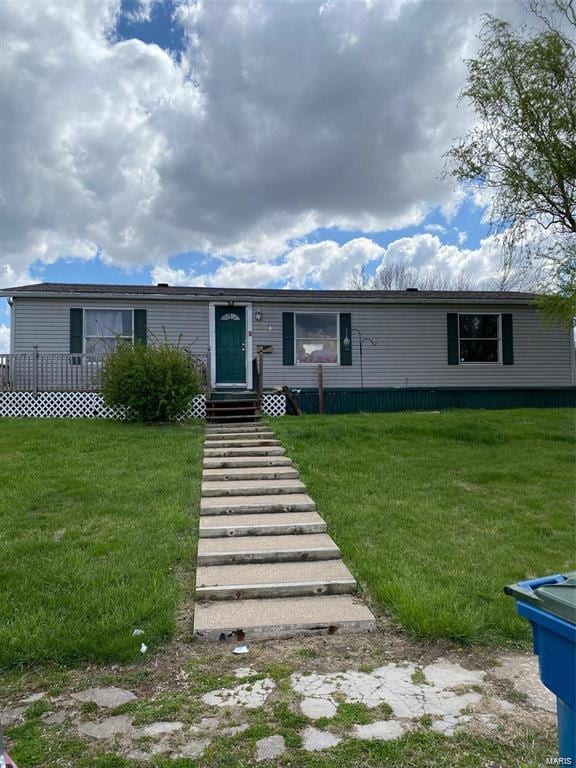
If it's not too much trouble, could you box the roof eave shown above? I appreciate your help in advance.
[0,289,538,305]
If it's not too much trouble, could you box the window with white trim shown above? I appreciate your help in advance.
[84,309,133,353]
[459,314,500,363]
[295,313,339,364]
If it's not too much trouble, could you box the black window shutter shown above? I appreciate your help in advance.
[501,314,513,365]
[70,308,83,354]
[447,313,459,365]
[134,309,147,346]
[339,313,352,366]
[282,312,294,365]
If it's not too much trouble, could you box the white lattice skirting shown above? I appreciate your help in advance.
[0,392,286,420]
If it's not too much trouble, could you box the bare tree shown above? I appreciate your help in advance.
[341,263,480,291]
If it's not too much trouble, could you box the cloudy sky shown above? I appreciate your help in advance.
[0,0,533,350]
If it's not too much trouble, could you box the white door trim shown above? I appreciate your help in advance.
[209,302,253,389]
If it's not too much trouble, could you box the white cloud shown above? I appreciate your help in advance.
[153,237,383,288]
[0,0,531,287]
[375,232,506,285]
[0,324,10,353]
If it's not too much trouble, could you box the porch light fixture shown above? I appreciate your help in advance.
[255,309,262,321]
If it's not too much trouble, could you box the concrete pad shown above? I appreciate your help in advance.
[353,720,406,741]
[78,715,133,739]
[203,466,299,481]
[175,739,212,758]
[302,726,342,751]
[300,698,338,720]
[71,687,137,709]
[202,678,276,709]
[193,594,376,640]
[199,511,327,538]
[423,661,484,688]
[235,667,257,679]
[0,706,26,726]
[491,653,555,712]
[42,711,67,725]
[291,661,485,720]
[203,456,292,469]
[256,734,286,762]
[201,478,306,497]
[200,493,316,516]
[134,721,184,737]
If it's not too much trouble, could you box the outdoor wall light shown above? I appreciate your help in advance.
[255,309,262,321]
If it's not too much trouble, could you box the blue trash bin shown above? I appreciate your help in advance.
[505,572,576,764]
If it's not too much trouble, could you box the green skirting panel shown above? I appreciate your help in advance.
[291,387,576,415]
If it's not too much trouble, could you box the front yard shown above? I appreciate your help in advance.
[0,419,203,668]
[0,409,572,767]
[274,408,575,646]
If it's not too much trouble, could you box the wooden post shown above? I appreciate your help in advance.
[32,345,39,397]
[205,348,211,398]
[258,349,264,399]
[317,364,325,414]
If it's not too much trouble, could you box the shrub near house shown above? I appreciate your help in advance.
[102,343,203,422]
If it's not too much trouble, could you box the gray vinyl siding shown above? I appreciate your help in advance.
[11,296,575,387]
[12,297,210,360]
[252,302,574,388]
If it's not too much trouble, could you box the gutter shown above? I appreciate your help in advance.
[0,291,539,306]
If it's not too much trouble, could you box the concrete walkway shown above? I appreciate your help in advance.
[193,418,376,640]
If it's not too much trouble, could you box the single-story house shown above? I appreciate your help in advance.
[1,282,574,412]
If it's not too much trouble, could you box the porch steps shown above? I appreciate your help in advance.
[203,456,293,469]
[200,493,316,516]
[201,478,306,497]
[194,595,377,641]
[203,466,299,481]
[193,417,376,640]
[205,398,261,425]
[199,511,328,538]
[197,533,340,565]
[203,438,281,448]
[195,560,356,601]
[204,446,286,458]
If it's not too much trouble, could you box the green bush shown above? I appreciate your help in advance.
[101,343,203,422]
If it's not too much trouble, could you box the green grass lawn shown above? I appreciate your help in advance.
[0,418,202,669]
[274,408,576,646]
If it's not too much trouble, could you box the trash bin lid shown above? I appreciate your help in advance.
[504,572,576,625]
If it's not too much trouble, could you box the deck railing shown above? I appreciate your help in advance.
[0,348,208,394]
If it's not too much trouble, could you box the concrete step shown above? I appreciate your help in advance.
[203,438,281,448]
[205,424,271,434]
[195,560,356,600]
[197,533,340,566]
[203,456,293,469]
[205,430,274,441]
[204,446,286,457]
[200,493,316,516]
[201,478,306,497]
[199,511,327,538]
[203,466,299,481]
[194,594,376,640]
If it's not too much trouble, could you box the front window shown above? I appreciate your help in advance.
[84,309,133,353]
[459,314,500,363]
[295,313,339,364]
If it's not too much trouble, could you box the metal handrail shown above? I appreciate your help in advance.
[0,348,208,394]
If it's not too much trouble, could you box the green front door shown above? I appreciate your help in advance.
[215,306,247,384]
